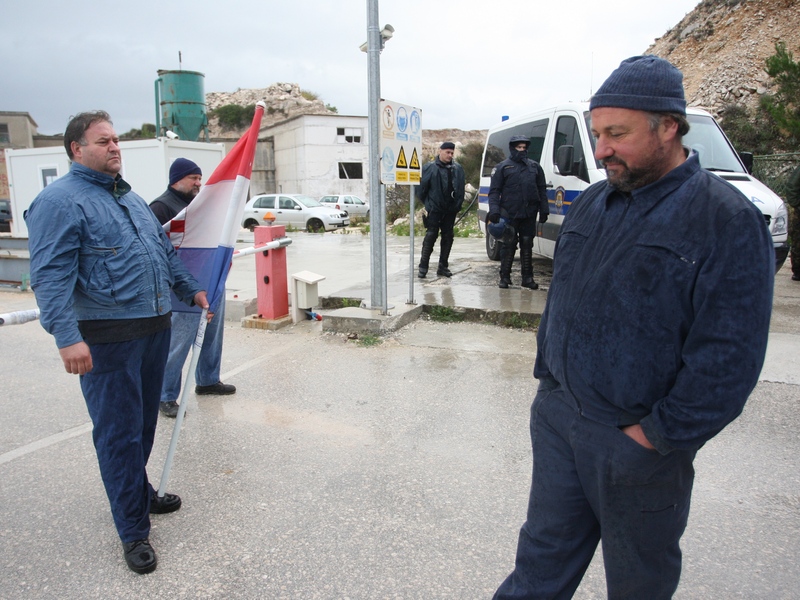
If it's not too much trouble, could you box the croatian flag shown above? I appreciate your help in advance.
[164,101,265,314]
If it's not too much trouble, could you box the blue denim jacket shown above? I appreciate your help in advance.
[534,153,774,454]
[26,163,202,349]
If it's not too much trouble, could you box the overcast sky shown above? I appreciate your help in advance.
[2,0,701,136]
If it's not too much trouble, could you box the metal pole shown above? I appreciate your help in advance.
[158,308,208,498]
[366,0,387,314]
[408,185,416,304]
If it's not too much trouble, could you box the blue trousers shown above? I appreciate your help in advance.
[80,329,170,543]
[494,377,696,600]
[161,305,225,403]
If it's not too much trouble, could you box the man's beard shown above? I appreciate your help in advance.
[602,148,667,193]
[602,158,659,192]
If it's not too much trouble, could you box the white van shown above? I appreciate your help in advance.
[477,103,790,272]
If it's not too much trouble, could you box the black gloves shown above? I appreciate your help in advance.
[488,213,500,224]
[539,213,548,224]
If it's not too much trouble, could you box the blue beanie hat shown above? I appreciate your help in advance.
[590,55,686,115]
[169,158,202,185]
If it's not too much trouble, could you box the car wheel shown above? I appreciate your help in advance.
[244,219,258,232]
[486,231,501,261]
[307,218,325,233]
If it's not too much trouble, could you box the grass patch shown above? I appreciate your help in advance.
[341,298,361,308]
[428,305,464,323]
[503,313,540,330]
[389,222,410,236]
[357,333,382,347]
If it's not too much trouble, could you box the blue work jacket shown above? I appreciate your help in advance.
[534,153,774,454]
[26,163,202,349]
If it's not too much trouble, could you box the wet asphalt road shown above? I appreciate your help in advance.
[0,233,798,599]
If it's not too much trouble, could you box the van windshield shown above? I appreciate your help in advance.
[586,112,746,174]
[683,114,746,173]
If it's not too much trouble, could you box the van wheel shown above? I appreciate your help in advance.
[307,219,324,233]
[244,219,258,232]
[486,232,501,261]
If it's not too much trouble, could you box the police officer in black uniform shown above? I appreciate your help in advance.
[418,142,466,278]
[487,135,548,289]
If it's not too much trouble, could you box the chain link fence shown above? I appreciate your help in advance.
[752,152,800,199]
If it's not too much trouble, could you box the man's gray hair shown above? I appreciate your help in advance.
[646,111,690,137]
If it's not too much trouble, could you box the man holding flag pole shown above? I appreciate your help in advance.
[25,111,210,575]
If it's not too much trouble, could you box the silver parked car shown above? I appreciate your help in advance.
[319,194,370,218]
[242,194,349,232]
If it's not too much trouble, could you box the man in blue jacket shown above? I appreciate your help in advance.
[26,111,209,575]
[418,142,465,278]
[494,56,774,599]
[487,135,548,289]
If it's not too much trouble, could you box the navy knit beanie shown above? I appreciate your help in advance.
[590,55,686,115]
[169,158,202,185]
[440,142,455,150]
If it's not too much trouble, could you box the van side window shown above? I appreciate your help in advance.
[481,118,549,177]
[553,116,589,183]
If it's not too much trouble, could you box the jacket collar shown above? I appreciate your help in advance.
[70,162,131,198]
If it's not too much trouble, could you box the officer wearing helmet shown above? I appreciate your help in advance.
[487,135,548,289]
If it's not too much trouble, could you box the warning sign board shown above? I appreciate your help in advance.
[379,99,422,185]
[396,147,408,169]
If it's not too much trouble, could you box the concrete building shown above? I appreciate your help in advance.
[258,114,369,201]
[1,112,39,201]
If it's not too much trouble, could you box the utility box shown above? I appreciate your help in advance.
[4,138,225,239]
[291,270,326,324]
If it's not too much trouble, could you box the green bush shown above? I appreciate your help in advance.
[210,104,256,130]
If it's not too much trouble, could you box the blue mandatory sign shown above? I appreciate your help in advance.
[410,110,420,135]
[381,147,395,172]
[396,107,408,132]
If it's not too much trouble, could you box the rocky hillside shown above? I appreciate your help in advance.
[206,83,334,138]
[647,0,800,119]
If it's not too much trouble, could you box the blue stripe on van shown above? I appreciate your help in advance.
[478,185,584,217]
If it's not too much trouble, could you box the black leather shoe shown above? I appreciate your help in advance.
[521,279,539,290]
[122,539,157,574]
[159,401,179,418]
[499,277,512,289]
[418,270,427,279]
[792,273,800,281]
[150,491,182,514]
[437,267,453,277]
[195,382,236,395]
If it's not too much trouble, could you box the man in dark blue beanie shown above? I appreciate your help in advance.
[150,158,236,418]
[494,56,774,599]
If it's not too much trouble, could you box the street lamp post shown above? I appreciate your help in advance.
[364,0,393,314]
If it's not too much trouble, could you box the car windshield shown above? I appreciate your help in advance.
[294,195,322,208]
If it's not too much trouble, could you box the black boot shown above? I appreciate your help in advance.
[520,237,538,290]
[418,231,436,278]
[437,236,454,277]
[499,245,515,288]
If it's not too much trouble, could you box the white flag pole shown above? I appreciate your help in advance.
[157,307,208,498]
[0,309,40,326]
